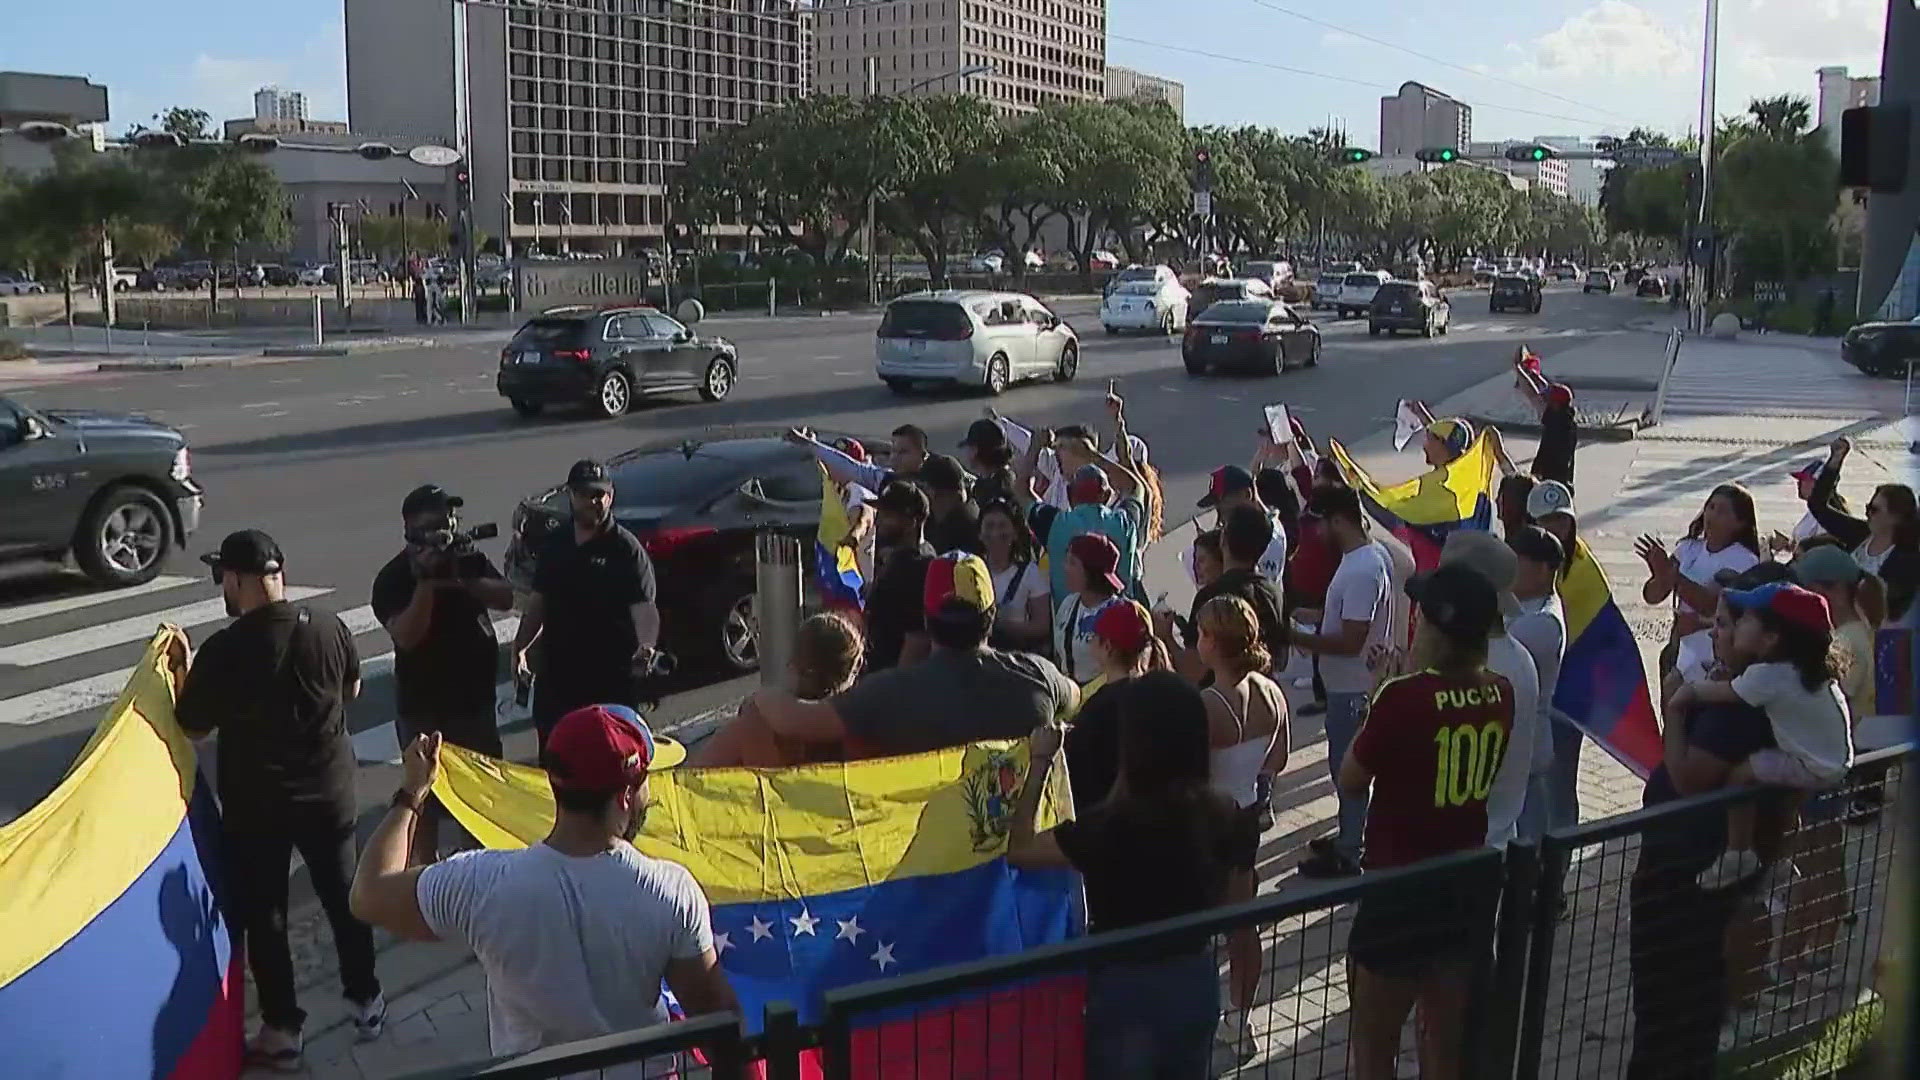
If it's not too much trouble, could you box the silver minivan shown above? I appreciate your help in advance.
[874,290,1080,395]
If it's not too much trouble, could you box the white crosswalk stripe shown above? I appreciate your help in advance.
[0,575,197,628]
[1659,348,1903,420]
[0,587,330,668]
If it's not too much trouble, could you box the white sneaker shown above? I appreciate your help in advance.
[1696,848,1762,891]
[350,992,387,1042]
[245,1025,304,1073]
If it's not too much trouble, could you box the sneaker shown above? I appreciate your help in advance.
[350,992,387,1042]
[245,1026,304,1073]
[1696,848,1763,891]
[1254,774,1276,831]
[1291,676,1314,690]
[1296,848,1362,879]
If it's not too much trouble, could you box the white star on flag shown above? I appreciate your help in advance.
[713,932,732,955]
[747,915,774,942]
[789,909,820,936]
[871,941,896,971]
[835,916,866,943]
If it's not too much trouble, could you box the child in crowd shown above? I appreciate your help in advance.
[1668,583,1854,889]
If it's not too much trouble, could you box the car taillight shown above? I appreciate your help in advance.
[1236,329,1261,340]
[1143,300,1156,312]
[170,448,192,481]
[552,349,591,362]
[643,525,718,557]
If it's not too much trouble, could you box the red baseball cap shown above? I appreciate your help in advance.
[832,436,870,464]
[1066,464,1110,506]
[1724,582,1832,635]
[1546,383,1574,407]
[1067,533,1125,595]
[1091,599,1153,654]
[543,704,685,793]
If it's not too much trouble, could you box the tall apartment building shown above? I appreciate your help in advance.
[1378,81,1470,157]
[810,0,1105,115]
[1534,135,1604,205]
[1468,140,1571,198]
[346,0,810,256]
[1104,64,1182,120]
[254,86,309,123]
[1815,65,1880,157]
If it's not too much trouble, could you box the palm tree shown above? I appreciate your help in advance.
[1742,95,1813,141]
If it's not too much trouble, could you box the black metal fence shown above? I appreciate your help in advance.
[397,747,1910,1079]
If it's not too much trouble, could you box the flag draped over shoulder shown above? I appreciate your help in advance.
[815,464,864,612]
[0,628,243,1078]
[1554,541,1662,776]
[1327,432,1498,570]
[434,740,1085,1078]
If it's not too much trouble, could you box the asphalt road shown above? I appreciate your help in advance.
[0,280,1640,829]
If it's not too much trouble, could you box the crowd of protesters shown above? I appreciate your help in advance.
[163,342,1917,1076]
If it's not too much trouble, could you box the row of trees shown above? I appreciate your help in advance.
[674,95,1604,282]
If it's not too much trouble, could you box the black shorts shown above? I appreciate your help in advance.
[1346,887,1482,976]
[397,711,504,759]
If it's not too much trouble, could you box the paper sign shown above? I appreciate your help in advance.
[1264,403,1294,448]
[1392,399,1425,451]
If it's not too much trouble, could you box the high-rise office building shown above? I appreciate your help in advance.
[1105,65,1182,120]
[1378,81,1470,158]
[254,86,309,123]
[346,0,810,256]
[1815,65,1880,157]
[810,0,1105,116]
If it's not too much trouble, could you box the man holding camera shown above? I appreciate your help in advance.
[372,484,515,862]
[514,459,662,752]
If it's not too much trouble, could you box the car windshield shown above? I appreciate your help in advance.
[879,300,972,338]
[1113,282,1158,296]
[1495,276,1529,286]
[1199,301,1271,324]
[1587,270,1609,279]
[510,318,590,349]
[1345,274,1380,287]
[1375,283,1419,304]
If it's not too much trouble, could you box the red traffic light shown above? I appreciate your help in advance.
[1194,149,1211,164]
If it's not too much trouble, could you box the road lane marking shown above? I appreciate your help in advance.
[258,410,289,418]
[0,576,197,627]
[242,401,281,409]
[0,586,330,667]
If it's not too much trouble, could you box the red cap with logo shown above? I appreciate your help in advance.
[543,704,685,792]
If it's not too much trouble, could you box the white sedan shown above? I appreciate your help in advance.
[1101,279,1190,335]
[0,273,46,296]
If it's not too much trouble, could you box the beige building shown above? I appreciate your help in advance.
[1104,64,1182,120]
[811,0,1106,115]
[1469,140,1570,198]
[1815,65,1880,158]
[1379,80,1470,158]
[222,117,351,140]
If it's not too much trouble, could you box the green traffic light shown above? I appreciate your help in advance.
[1530,148,1548,161]
[1438,148,1456,162]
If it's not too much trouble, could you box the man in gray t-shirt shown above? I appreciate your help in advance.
[750,553,1080,759]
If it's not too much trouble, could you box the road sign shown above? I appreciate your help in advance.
[1754,280,1788,304]
[1192,190,1213,218]
[408,144,462,167]
[1608,144,1684,166]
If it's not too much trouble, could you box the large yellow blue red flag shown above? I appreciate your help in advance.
[434,739,1084,1077]
[1555,541,1662,776]
[1327,432,1498,569]
[815,464,864,612]
[0,628,243,1078]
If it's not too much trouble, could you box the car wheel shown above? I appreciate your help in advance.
[984,353,1010,395]
[1103,325,1118,336]
[593,368,632,418]
[1369,324,1381,337]
[1183,352,1207,377]
[885,377,914,395]
[1305,338,1320,367]
[699,356,735,402]
[1055,343,1078,382]
[509,398,543,418]
[74,485,173,587]
[1270,343,1287,376]
[710,584,760,674]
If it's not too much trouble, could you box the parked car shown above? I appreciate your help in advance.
[0,395,203,587]
[874,290,1078,395]
[0,273,47,295]
[1368,280,1452,338]
[1635,274,1669,299]
[1237,260,1294,294]
[1312,271,1345,311]
[504,432,887,673]
[1490,273,1543,314]
[1583,268,1617,294]
[964,252,1005,274]
[1100,278,1190,335]
[1181,299,1321,376]
[497,305,738,419]
[258,264,299,287]
[1188,277,1274,317]
[1335,270,1391,319]
[1550,262,1581,281]
[296,264,329,286]
[106,267,141,292]
[1841,316,1920,378]
[1088,251,1121,271]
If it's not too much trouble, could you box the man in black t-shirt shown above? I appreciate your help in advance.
[371,484,515,860]
[512,460,660,752]
[862,482,937,671]
[920,453,982,555]
[175,530,384,1067]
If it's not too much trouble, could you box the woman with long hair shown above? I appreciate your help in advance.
[977,499,1050,652]
[692,613,864,767]
[1636,483,1762,684]
[1196,596,1288,1048]
[1009,672,1260,1078]
[1805,436,1919,625]
[1063,600,1172,809]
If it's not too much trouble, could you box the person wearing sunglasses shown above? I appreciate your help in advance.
[1805,437,1918,626]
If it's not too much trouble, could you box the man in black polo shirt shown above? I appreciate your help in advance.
[863,481,937,671]
[920,453,982,555]
[174,530,384,1069]
[512,459,660,752]
[371,483,515,861]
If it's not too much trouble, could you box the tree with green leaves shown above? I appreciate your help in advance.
[878,95,1001,287]
[1713,95,1838,291]
[360,215,453,260]
[0,145,152,324]
[1055,99,1185,273]
[174,152,290,306]
[970,107,1071,280]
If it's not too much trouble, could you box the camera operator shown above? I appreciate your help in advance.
[372,484,515,862]
[513,459,662,752]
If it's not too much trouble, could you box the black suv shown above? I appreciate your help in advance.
[1,396,203,587]
[1843,316,1920,378]
[1368,280,1451,337]
[505,432,884,673]
[498,306,740,420]
[1490,274,1543,314]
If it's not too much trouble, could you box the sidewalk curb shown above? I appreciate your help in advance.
[95,356,238,372]
[262,345,352,358]
[1466,413,1641,442]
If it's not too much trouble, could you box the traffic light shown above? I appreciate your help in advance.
[1193,147,1215,188]
[1505,143,1554,163]
[1840,105,1910,193]
[1414,147,1459,164]
[1337,147,1374,164]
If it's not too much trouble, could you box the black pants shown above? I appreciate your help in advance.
[225,802,380,1031]
[1626,864,1740,1079]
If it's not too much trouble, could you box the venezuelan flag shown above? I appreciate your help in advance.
[1554,541,1662,776]
[434,740,1084,1078]
[1327,432,1497,570]
[815,464,864,613]
[0,628,243,1078]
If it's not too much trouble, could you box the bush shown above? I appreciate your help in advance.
[0,337,25,362]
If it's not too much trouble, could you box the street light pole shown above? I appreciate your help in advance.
[865,56,879,306]
[1692,0,1720,331]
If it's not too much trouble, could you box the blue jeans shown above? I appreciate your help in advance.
[1547,718,1586,831]
[1324,692,1371,857]
[1085,952,1221,1078]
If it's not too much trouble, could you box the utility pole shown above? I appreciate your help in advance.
[865,55,879,304]
[1691,0,1720,330]
[330,202,351,318]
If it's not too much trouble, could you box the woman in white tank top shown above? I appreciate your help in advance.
[1196,595,1289,1041]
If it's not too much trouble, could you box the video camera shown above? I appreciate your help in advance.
[406,520,499,580]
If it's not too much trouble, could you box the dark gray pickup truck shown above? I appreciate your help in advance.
[0,396,203,586]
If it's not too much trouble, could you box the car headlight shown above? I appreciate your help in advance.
[170,447,192,481]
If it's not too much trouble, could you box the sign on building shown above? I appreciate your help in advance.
[513,260,652,311]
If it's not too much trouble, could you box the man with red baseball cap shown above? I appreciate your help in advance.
[1514,346,1578,487]
[1014,416,1150,603]
[751,552,1079,759]
[349,708,741,1070]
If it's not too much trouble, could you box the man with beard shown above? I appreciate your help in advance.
[349,708,742,1075]
[862,482,937,670]
[175,529,385,1068]
[513,460,661,753]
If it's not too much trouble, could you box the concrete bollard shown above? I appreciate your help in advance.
[754,532,803,689]
[312,295,324,346]
[1710,312,1740,340]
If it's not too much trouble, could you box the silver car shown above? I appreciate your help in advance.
[875,290,1080,395]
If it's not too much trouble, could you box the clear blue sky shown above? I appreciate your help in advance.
[6,0,1885,145]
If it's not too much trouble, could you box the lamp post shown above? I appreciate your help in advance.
[1691,0,1720,331]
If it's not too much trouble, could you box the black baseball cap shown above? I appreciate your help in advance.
[918,453,967,493]
[1508,524,1565,571]
[1307,482,1363,523]
[401,484,463,518]
[1405,563,1500,641]
[200,529,285,576]
[567,459,613,492]
[873,480,930,520]
[959,419,1008,451]
[1197,465,1255,509]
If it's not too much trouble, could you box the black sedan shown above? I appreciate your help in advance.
[1490,274,1543,314]
[1635,275,1669,299]
[1181,299,1320,376]
[1842,317,1920,378]
[504,432,884,674]
[497,305,738,420]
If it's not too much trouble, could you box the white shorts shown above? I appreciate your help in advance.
[1747,749,1842,789]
